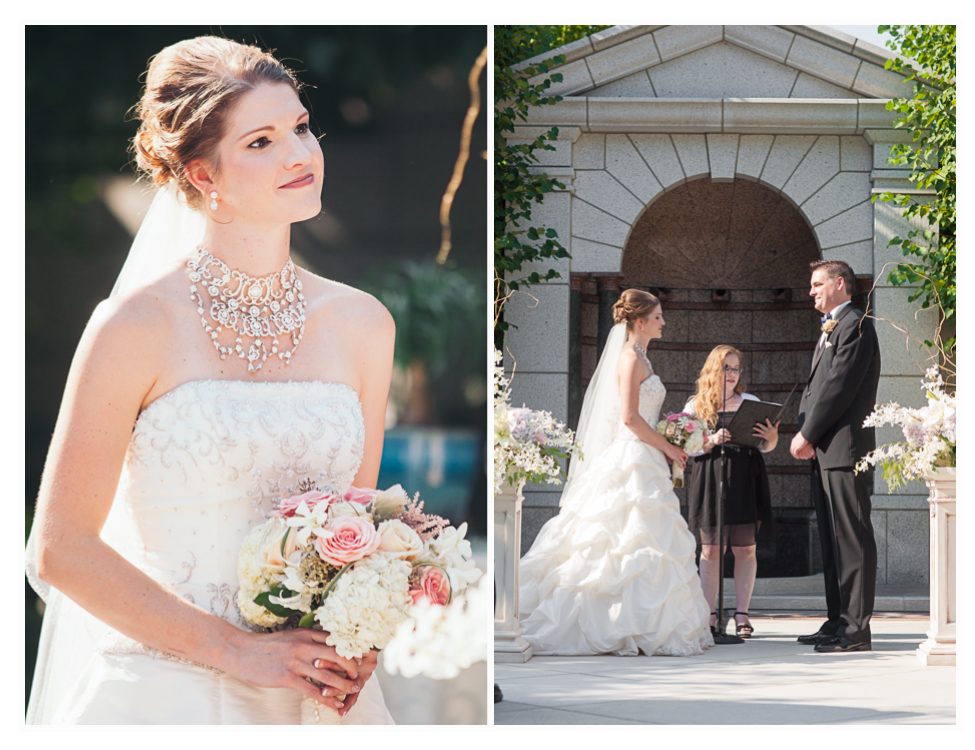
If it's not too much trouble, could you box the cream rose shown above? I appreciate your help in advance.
[327,499,373,522]
[315,515,382,567]
[377,519,424,561]
[259,518,301,575]
[372,484,410,520]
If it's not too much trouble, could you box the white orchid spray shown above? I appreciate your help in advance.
[857,366,956,488]
[494,348,579,493]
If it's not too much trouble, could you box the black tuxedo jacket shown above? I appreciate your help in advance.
[798,303,881,470]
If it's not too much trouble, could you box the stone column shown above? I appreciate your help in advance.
[568,274,584,430]
[494,476,532,663]
[595,274,623,358]
[917,468,956,666]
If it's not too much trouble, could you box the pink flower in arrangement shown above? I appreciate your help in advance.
[409,566,451,606]
[314,515,382,567]
[666,413,684,422]
[271,490,337,518]
[684,422,698,433]
[343,486,379,505]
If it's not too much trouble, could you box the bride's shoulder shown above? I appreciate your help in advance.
[300,272,394,344]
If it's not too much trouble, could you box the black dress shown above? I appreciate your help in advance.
[686,409,774,547]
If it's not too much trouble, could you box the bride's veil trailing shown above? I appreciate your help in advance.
[26,181,205,723]
[561,322,627,506]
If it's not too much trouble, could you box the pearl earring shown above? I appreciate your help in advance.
[209,191,218,211]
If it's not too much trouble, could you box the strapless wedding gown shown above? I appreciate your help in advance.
[519,372,714,656]
[27,380,394,724]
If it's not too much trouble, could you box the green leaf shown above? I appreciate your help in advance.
[254,587,301,618]
[298,611,316,628]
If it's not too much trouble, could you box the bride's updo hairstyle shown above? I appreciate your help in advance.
[132,36,303,211]
[612,288,660,332]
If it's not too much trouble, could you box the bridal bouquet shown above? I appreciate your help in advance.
[236,483,481,723]
[494,348,579,493]
[655,413,708,487]
[856,365,956,488]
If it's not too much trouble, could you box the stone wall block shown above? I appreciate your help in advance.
[587,36,661,86]
[873,199,937,272]
[671,134,710,181]
[735,134,775,180]
[801,171,873,225]
[870,376,933,496]
[786,35,861,89]
[872,287,941,375]
[873,510,887,586]
[572,170,645,223]
[650,349,688,383]
[589,71,656,97]
[502,287,570,375]
[652,25,723,62]
[572,134,605,170]
[590,25,665,52]
[686,310,752,343]
[780,25,856,54]
[568,237,623,274]
[519,36,594,68]
[840,135,872,172]
[782,135,840,206]
[852,38,894,67]
[589,98,722,133]
[886,510,929,585]
[760,135,817,190]
[523,97,589,128]
[630,134,686,188]
[571,197,632,247]
[528,58,595,98]
[507,138,573,168]
[852,61,915,99]
[812,199,873,248]
[724,99,858,135]
[521,505,559,550]
[818,239,873,275]
[856,100,898,133]
[707,134,740,182]
[725,24,795,63]
[648,43,797,99]
[606,135,664,203]
[506,192,572,282]
[752,309,817,344]
[789,72,855,98]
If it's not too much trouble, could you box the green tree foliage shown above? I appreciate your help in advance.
[494,26,611,340]
[876,25,955,356]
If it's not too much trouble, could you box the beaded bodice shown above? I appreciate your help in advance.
[116,380,364,629]
[618,345,666,440]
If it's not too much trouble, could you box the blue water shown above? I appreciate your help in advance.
[377,427,481,526]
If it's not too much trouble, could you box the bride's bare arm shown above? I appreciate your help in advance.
[32,295,359,711]
[618,350,688,469]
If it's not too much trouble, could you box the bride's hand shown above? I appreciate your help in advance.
[338,649,379,715]
[226,628,361,711]
[663,443,688,470]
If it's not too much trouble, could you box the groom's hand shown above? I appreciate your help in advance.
[790,432,815,460]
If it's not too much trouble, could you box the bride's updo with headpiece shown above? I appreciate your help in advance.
[131,36,303,211]
[612,288,660,331]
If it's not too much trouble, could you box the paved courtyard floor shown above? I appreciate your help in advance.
[494,614,954,725]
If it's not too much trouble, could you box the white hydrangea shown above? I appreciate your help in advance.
[314,554,412,659]
[383,576,488,680]
[236,520,287,627]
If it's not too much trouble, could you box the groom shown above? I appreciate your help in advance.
[791,259,880,653]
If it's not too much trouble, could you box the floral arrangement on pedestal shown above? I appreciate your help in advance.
[857,366,956,488]
[493,348,579,494]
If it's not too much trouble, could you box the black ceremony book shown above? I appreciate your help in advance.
[725,384,799,449]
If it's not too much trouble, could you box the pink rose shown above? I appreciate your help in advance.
[666,413,682,422]
[409,566,451,606]
[343,486,379,505]
[271,490,337,518]
[684,423,697,433]
[314,516,382,567]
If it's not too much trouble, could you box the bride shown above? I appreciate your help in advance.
[519,289,714,656]
[26,37,395,724]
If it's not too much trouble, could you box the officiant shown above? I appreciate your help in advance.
[683,346,779,639]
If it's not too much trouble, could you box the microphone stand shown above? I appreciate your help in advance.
[713,371,745,645]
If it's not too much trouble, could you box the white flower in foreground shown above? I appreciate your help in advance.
[383,576,488,680]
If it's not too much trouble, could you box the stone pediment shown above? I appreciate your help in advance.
[523,25,914,101]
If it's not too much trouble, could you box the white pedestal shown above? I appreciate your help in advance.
[494,477,533,663]
[917,467,956,666]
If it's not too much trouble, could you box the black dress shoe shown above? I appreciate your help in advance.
[797,628,838,645]
[813,636,871,653]
[494,684,503,703]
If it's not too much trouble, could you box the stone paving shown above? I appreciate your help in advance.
[494,614,954,725]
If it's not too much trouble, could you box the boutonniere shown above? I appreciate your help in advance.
[821,319,838,334]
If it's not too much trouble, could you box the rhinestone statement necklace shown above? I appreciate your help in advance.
[188,248,305,372]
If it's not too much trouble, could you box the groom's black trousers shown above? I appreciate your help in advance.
[814,460,877,644]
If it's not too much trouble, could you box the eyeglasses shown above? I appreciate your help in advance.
[723,366,741,375]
